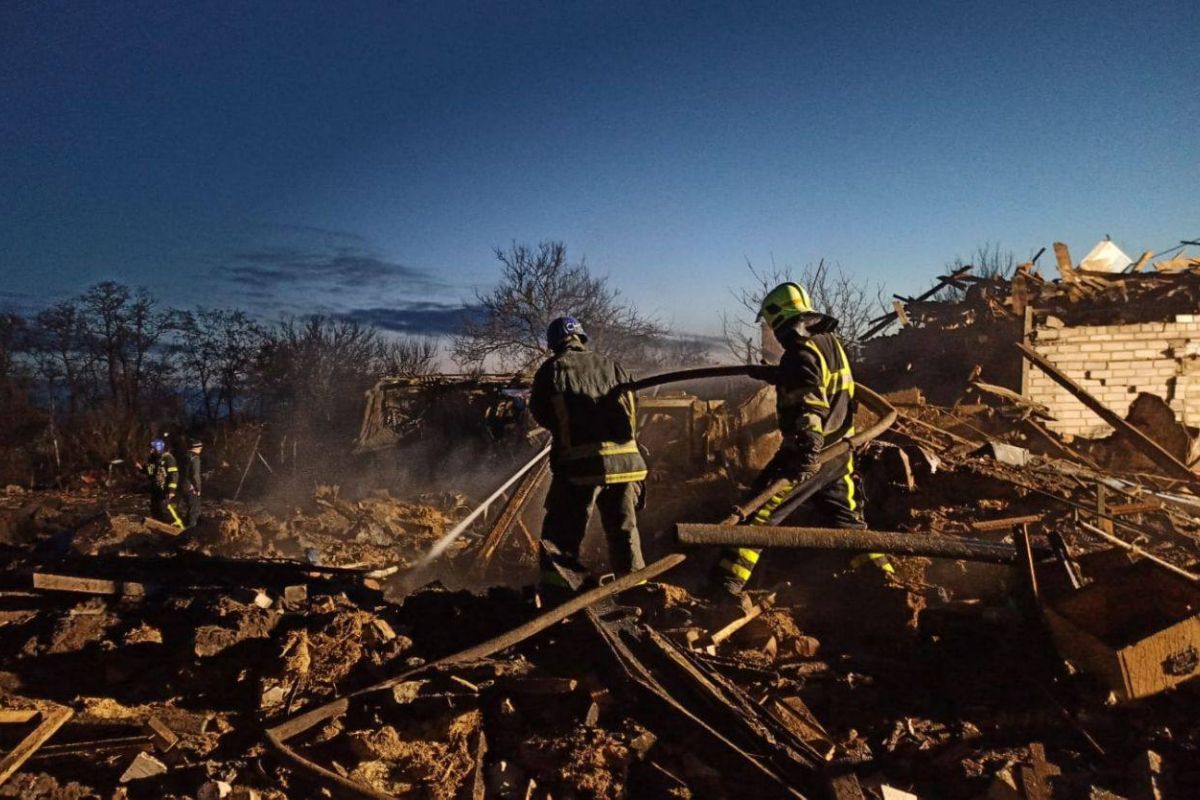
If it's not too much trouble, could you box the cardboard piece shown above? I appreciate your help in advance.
[1042,561,1200,700]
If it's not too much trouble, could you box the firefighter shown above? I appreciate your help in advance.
[529,316,647,591]
[179,439,203,529]
[143,438,182,528]
[713,282,892,598]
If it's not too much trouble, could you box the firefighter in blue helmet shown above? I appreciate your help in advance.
[144,438,182,528]
[713,283,892,597]
[529,317,647,590]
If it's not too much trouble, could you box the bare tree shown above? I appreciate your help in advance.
[379,336,438,378]
[77,282,172,414]
[254,315,385,429]
[30,301,94,416]
[172,308,262,422]
[453,241,666,373]
[723,258,886,362]
[938,242,1019,301]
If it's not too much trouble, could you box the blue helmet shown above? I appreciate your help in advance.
[150,438,166,454]
[547,316,587,351]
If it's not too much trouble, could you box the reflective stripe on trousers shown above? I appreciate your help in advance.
[716,455,858,590]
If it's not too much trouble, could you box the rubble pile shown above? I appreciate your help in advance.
[859,248,1200,406]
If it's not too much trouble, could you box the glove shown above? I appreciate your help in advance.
[752,441,817,493]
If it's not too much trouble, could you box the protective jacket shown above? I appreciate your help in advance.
[775,330,856,471]
[146,452,179,494]
[530,342,647,486]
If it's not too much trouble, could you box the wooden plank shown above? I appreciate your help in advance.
[971,514,1044,532]
[764,695,836,760]
[0,711,38,725]
[141,517,183,536]
[1019,524,1039,602]
[31,574,149,597]
[892,299,911,327]
[697,604,764,653]
[1054,242,1076,282]
[0,705,74,787]
[144,716,179,753]
[1097,483,1114,535]
[1131,250,1154,272]
[477,457,549,566]
[1016,342,1200,485]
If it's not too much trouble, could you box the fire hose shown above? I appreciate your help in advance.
[619,366,894,522]
[397,367,895,583]
[616,364,899,525]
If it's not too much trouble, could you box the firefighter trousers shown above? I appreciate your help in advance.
[150,491,185,528]
[540,478,646,583]
[715,454,865,596]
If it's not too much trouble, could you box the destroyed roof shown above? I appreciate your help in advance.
[867,242,1200,336]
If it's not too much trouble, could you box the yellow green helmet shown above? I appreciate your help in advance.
[757,282,815,331]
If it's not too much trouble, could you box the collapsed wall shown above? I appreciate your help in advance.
[1027,314,1200,437]
[858,251,1200,445]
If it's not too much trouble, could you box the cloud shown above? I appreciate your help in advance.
[218,246,447,295]
[335,302,479,336]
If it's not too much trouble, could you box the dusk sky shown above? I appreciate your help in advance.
[2,1,1197,338]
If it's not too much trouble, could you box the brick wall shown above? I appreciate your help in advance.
[1026,315,1200,437]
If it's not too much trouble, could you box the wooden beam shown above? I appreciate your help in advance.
[1016,342,1200,486]
[0,705,74,788]
[892,300,911,327]
[1131,250,1154,272]
[31,574,150,597]
[1053,242,1075,282]
[141,517,183,536]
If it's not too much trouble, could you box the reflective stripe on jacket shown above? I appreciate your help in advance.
[529,343,648,486]
[147,452,179,491]
[776,332,857,456]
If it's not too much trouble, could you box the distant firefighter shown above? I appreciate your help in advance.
[713,282,891,598]
[530,316,647,592]
[143,438,182,528]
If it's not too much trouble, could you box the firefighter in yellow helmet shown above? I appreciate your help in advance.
[713,282,892,597]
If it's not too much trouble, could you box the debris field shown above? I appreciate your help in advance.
[4,257,1200,799]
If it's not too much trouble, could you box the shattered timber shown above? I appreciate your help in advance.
[7,248,1200,798]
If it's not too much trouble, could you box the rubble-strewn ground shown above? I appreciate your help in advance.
[4,381,1200,799]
